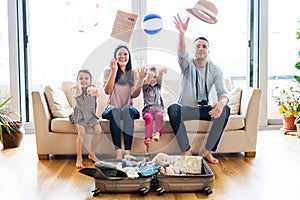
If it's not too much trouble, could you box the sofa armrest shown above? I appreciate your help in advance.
[32,91,52,149]
[240,87,262,137]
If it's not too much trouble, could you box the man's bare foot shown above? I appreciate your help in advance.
[116,149,122,160]
[181,149,192,156]
[76,159,85,169]
[203,152,219,164]
[88,154,100,163]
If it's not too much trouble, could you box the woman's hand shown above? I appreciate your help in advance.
[173,13,190,35]
[109,58,118,72]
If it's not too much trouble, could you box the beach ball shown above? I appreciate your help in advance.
[143,14,163,35]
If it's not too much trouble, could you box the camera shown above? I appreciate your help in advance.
[196,100,209,107]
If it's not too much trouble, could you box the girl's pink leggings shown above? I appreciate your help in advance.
[142,111,163,139]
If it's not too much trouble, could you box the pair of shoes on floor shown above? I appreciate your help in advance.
[153,132,160,142]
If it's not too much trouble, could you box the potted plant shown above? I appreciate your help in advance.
[293,20,300,137]
[273,84,300,130]
[0,96,25,148]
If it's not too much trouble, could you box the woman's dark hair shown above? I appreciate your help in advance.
[113,45,134,86]
[77,69,92,82]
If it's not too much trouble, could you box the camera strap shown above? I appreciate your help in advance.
[195,63,208,101]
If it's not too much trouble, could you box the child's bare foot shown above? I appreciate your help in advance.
[181,149,192,156]
[153,132,160,142]
[144,138,151,153]
[144,138,151,147]
[88,154,100,163]
[116,149,122,160]
[203,152,219,164]
[76,159,85,169]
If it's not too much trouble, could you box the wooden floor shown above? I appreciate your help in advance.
[1,130,300,200]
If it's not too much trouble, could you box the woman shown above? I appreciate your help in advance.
[102,45,147,160]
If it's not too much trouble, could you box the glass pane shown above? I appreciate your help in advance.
[268,1,300,119]
[145,0,249,86]
[28,0,132,90]
[0,0,10,102]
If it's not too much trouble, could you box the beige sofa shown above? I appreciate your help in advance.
[32,80,262,160]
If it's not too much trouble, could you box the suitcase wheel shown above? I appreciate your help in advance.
[92,188,101,197]
[139,187,149,196]
[156,186,164,196]
[204,186,213,195]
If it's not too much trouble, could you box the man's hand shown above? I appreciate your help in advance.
[173,13,190,35]
[209,101,225,118]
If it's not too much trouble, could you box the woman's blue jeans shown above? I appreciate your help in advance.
[167,103,231,153]
[102,107,140,150]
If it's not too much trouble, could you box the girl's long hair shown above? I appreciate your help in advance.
[113,45,134,86]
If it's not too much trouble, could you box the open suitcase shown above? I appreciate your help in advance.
[80,155,214,196]
[153,157,214,195]
[79,158,154,197]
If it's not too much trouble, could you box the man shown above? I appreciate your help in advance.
[167,14,231,164]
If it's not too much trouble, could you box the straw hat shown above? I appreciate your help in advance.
[186,0,218,24]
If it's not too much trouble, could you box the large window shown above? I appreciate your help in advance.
[10,0,293,127]
[268,0,300,120]
[26,0,252,122]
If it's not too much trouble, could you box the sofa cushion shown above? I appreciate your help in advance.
[50,114,244,134]
[51,118,77,133]
[228,86,242,115]
[44,85,73,118]
[99,115,244,135]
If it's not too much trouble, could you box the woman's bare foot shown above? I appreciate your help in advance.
[88,154,100,163]
[116,149,122,160]
[181,149,192,156]
[76,159,85,169]
[203,152,219,164]
[124,150,131,156]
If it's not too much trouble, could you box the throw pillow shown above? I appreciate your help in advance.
[44,85,73,118]
[228,86,242,115]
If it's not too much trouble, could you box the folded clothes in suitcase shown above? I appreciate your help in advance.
[154,156,214,195]
[79,156,156,197]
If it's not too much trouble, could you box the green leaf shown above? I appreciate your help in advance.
[294,75,300,84]
[0,96,13,109]
[296,61,300,69]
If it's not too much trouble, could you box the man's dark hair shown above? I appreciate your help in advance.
[194,36,209,46]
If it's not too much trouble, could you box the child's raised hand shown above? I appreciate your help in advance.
[159,67,167,75]
[138,67,148,80]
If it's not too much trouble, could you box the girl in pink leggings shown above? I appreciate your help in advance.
[142,67,167,150]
